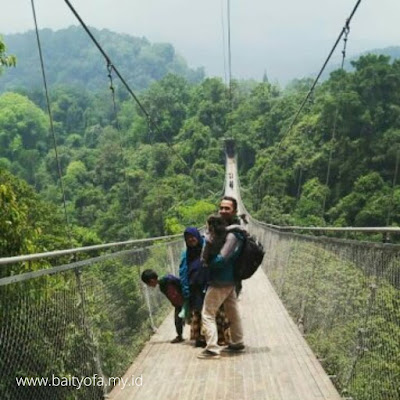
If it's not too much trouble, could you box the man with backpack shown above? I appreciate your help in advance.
[197,196,246,359]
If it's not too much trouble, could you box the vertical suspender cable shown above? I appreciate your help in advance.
[253,0,363,194]
[227,0,233,115]
[280,0,362,145]
[221,0,228,85]
[31,5,108,393]
[386,150,399,227]
[322,23,350,214]
[107,63,135,237]
[225,0,235,141]
[296,168,303,200]
[63,0,190,174]
[31,0,72,241]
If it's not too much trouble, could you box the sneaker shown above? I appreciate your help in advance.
[170,336,184,344]
[221,343,245,352]
[197,350,220,359]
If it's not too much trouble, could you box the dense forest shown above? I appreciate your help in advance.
[0,27,204,92]
[1,28,400,260]
[1,29,400,400]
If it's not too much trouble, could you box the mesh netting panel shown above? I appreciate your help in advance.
[250,221,400,400]
[0,239,184,399]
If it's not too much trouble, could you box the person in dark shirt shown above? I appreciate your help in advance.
[198,196,245,360]
[141,269,184,343]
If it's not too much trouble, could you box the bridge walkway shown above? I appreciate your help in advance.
[109,268,341,400]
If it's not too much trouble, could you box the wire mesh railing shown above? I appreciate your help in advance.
[249,220,400,400]
[0,238,184,399]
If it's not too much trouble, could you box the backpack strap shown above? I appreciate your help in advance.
[225,224,248,236]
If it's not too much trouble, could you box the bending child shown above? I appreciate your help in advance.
[141,269,185,344]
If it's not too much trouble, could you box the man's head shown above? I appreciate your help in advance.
[218,196,237,223]
[141,269,158,287]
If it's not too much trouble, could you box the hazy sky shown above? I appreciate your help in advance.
[1,0,400,84]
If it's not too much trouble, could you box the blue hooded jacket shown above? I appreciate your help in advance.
[179,227,205,299]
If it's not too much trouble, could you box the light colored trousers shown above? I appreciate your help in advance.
[201,285,244,354]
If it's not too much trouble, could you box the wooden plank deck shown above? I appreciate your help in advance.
[108,269,342,400]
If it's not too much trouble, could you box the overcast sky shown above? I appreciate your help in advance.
[1,0,400,84]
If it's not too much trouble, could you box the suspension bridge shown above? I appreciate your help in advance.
[1,141,399,400]
[1,0,400,399]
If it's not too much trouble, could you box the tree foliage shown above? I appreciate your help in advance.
[0,27,204,92]
[0,34,399,400]
[1,51,399,254]
[0,36,16,71]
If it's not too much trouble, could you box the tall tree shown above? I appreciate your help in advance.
[0,37,16,71]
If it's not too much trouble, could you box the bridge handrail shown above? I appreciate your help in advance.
[254,220,400,233]
[222,143,400,238]
[0,233,181,266]
[0,239,182,287]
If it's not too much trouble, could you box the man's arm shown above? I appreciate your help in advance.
[209,233,240,268]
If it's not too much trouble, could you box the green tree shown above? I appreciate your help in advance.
[165,199,215,234]
[293,178,328,226]
[1,27,203,92]
[328,172,391,226]
[0,37,16,71]
[141,74,191,143]
[0,169,68,269]
[0,92,48,184]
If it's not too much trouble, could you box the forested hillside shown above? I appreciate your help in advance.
[2,30,400,400]
[1,28,400,258]
[356,46,400,63]
[244,55,400,229]
[0,27,204,92]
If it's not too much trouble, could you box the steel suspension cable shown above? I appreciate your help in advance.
[220,0,228,85]
[253,0,363,194]
[106,63,136,237]
[226,0,234,138]
[280,0,362,145]
[31,0,72,241]
[322,23,351,214]
[31,8,103,387]
[63,0,190,174]
[227,0,233,100]
[64,1,145,115]
[386,149,400,227]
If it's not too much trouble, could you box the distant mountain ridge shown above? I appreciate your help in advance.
[0,26,204,92]
[359,45,400,58]
[345,46,400,68]
[319,45,400,80]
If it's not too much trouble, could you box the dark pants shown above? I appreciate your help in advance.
[174,306,183,336]
[189,284,205,311]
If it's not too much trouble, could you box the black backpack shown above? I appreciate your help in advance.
[233,233,265,280]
